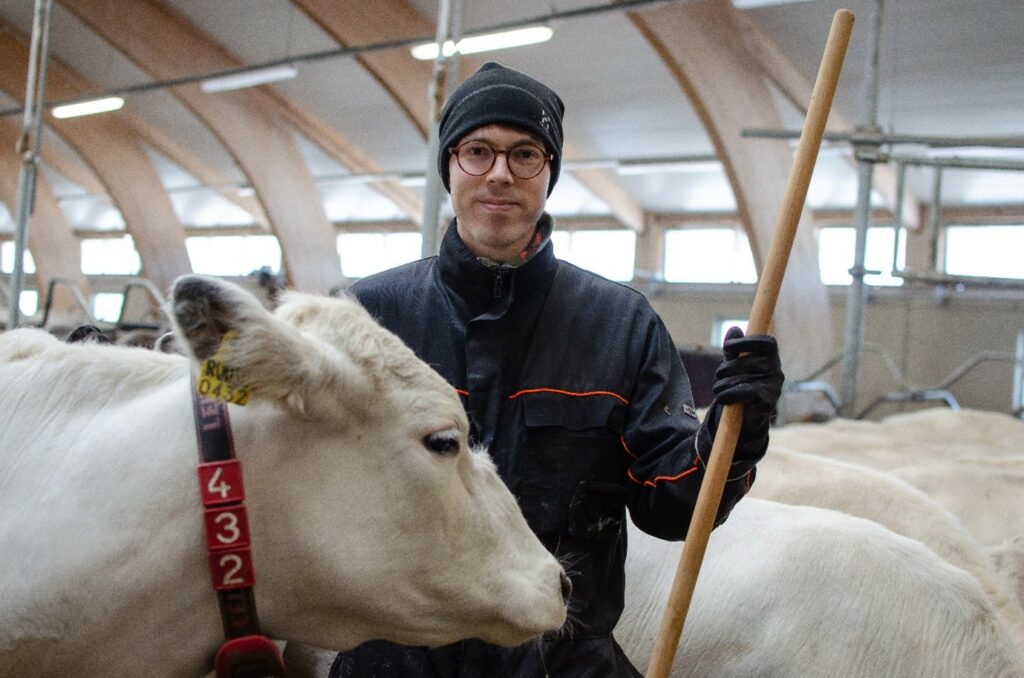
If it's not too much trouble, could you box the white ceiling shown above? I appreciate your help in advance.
[0,0,1021,234]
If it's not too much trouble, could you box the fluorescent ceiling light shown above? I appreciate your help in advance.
[201,65,297,94]
[411,26,553,61]
[51,96,124,119]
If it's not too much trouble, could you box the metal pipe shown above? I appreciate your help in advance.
[891,160,906,273]
[7,0,53,330]
[894,270,1024,290]
[839,0,884,417]
[928,166,943,274]
[934,351,1016,390]
[887,155,1024,172]
[741,128,1024,149]
[1013,329,1023,417]
[0,0,687,119]
[420,0,462,257]
[35,276,95,329]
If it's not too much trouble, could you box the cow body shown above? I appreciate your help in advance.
[617,499,1024,677]
[750,446,1024,643]
[769,409,1024,612]
[0,276,567,676]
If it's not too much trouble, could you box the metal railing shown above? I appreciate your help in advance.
[785,331,1024,420]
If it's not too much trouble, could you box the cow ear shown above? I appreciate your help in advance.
[169,274,363,413]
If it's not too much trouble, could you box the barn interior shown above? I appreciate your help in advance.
[0,0,1022,423]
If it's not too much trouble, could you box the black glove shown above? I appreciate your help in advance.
[698,326,784,467]
[712,326,784,415]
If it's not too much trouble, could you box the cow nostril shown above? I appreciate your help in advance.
[559,571,572,603]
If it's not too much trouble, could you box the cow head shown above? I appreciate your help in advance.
[169,275,568,650]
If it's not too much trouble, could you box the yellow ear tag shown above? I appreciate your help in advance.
[195,331,251,406]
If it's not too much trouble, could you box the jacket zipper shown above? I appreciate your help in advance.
[493,270,504,299]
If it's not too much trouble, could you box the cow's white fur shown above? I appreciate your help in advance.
[769,409,1024,613]
[617,499,1024,677]
[0,275,566,677]
[769,409,1024,469]
[889,456,1024,546]
[750,446,1024,644]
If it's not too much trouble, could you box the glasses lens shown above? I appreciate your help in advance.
[456,142,494,175]
[508,145,547,179]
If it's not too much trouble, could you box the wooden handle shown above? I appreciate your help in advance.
[645,9,855,678]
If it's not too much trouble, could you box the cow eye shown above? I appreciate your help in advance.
[423,432,460,456]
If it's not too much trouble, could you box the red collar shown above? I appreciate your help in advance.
[191,377,285,677]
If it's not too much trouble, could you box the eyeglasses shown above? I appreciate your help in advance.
[449,140,552,180]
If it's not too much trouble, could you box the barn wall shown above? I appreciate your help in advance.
[648,285,1024,420]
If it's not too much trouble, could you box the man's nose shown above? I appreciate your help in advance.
[486,152,514,182]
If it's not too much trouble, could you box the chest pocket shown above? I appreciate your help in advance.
[517,392,628,541]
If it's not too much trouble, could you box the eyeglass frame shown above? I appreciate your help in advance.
[448,140,553,180]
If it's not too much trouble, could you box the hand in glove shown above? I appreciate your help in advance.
[712,326,784,415]
[700,326,784,466]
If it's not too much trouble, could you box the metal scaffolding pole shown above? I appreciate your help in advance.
[7,0,53,330]
[839,0,884,417]
[420,0,463,257]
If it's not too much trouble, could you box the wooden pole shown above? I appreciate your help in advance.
[645,10,855,677]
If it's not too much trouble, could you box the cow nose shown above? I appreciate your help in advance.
[559,571,573,604]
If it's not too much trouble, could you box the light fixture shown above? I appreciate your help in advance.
[51,96,124,119]
[411,26,553,61]
[201,64,298,94]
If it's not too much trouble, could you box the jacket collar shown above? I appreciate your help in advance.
[438,214,559,308]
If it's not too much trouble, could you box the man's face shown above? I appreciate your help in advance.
[449,124,551,263]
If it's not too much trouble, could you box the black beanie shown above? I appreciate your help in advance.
[438,62,565,196]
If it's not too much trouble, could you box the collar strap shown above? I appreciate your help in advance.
[191,375,284,677]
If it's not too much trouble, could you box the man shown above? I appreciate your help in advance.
[331,62,783,677]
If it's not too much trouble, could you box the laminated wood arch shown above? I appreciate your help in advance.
[61,0,352,293]
[0,120,91,318]
[294,0,647,232]
[0,26,191,295]
[629,0,833,382]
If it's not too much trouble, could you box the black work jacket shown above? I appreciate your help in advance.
[335,219,764,677]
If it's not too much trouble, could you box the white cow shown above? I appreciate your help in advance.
[750,446,1024,643]
[769,408,1024,470]
[617,499,1024,677]
[889,456,1024,546]
[769,409,1024,611]
[0,275,567,677]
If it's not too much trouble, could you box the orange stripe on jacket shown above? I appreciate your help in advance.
[627,458,700,488]
[507,388,629,405]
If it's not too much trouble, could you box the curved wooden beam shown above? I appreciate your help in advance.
[0,24,191,295]
[121,111,270,229]
[295,0,647,231]
[60,0,349,292]
[292,0,433,137]
[629,0,834,389]
[38,145,106,196]
[0,119,91,318]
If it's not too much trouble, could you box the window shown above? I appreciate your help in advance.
[549,230,635,282]
[19,290,38,317]
[1,241,36,274]
[186,235,282,276]
[93,293,124,323]
[338,232,422,278]
[81,236,142,275]
[664,228,757,284]
[817,226,904,286]
[944,225,1024,280]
